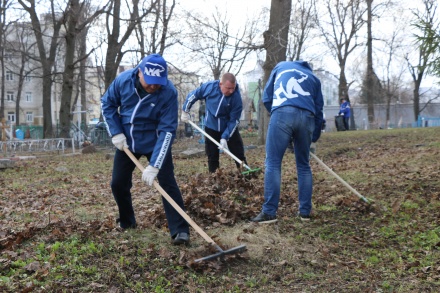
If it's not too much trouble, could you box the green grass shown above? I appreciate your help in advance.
[1,127,440,292]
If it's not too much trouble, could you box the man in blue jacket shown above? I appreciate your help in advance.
[250,61,324,223]
[101,54,190,245]
[338,98,351,130]
[181,73,247,173]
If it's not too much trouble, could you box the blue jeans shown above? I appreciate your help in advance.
[262,106,315,216]
[111,149,189,237]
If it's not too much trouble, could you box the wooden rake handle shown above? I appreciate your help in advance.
[310,152,370,203]
[187,120,251,171]
[122,147,216,245]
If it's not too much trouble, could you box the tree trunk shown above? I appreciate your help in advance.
[385,92,391,128]
[0,45,4,120]
[413,81,420,120]
[366,0,375,124]
[15,52,26,126]
[338,63,349,101]
[18,0,66,138]
[103,0,141,91]
[258,0,292,145]
[58,0,79,138]
[0,2,5,120]
[79,28,88,126]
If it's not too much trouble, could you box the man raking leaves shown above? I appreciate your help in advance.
[181,73,259,176]
[101,54,247,262]
[101,53,190,245]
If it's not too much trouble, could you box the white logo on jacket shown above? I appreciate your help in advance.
[144,62,165,77]
[273,69,310,107]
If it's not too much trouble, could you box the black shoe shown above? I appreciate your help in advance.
[116,218,137,230]
[298,213,311,222]
[250,212,277,224]
[173,232,190,245]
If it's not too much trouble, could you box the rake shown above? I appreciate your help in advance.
[310,153,371,204]
[187,120,261,176]
[123,147,247,262]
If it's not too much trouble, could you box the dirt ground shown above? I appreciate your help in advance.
[0,127,439,292]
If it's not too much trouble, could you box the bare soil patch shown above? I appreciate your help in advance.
[1,128,439,292]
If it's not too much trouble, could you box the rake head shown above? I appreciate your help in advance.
[241,167,262,178]
[194,244,247,263]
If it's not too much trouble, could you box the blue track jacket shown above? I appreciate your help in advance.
[101,67,178,169]
[182,80,242,140]
[338,101,351,117]
[263,61,324,143]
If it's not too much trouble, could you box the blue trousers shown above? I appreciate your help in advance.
[263,106,315,216]
[111,149,189,237]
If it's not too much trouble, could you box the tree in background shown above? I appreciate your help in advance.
[287,0,317,61]
[364,0,375,124]
[101,0,156,91]
[416,15,440,78]
[0,0,13,120]
[376,14,407,128]
[5,22,37,126]
[259,0,292,144]
[18,0,68,138]
[406,0,439,121]
[181,6,261,80]
[135,0,176,56]
[363,0,394,125]
[315,0,367,130]
[57,0,107,138]
[359,70,383,113]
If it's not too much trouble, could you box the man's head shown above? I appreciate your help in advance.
[340,98,346,103]
[219,73,236,96]
[138,54,168,93]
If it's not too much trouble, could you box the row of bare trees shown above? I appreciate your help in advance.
[0,0,438,141]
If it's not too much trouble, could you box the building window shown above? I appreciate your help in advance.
[26,112,33,123]
[25,92,32,102]
[6,91,14,101]
[25,72,32,82]
[7,112,15,123]
[6,71,13,81]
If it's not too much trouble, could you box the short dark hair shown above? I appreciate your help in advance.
[222,72,236,84]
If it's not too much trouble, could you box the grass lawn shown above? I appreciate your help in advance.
[1,127,439,292]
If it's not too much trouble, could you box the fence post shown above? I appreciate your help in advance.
[1,118,6,153]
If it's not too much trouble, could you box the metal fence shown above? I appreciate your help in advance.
[418,116,440,127]
[0,138,72,154]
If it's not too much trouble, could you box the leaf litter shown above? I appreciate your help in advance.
[0,128,439,292]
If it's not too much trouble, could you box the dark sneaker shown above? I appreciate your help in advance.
[250,212,277,224]
[116,218,137,230]
[298,213,311,222]
[173,232,190,245]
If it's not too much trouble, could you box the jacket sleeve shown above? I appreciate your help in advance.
[338,103,343,115]
[221,89,242,140]
[150,89,178,169]
[182,83,206,113]
[344,103,351,115]
[312,80,324,143]
[263,68,277,113]
[101,79,123,137]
